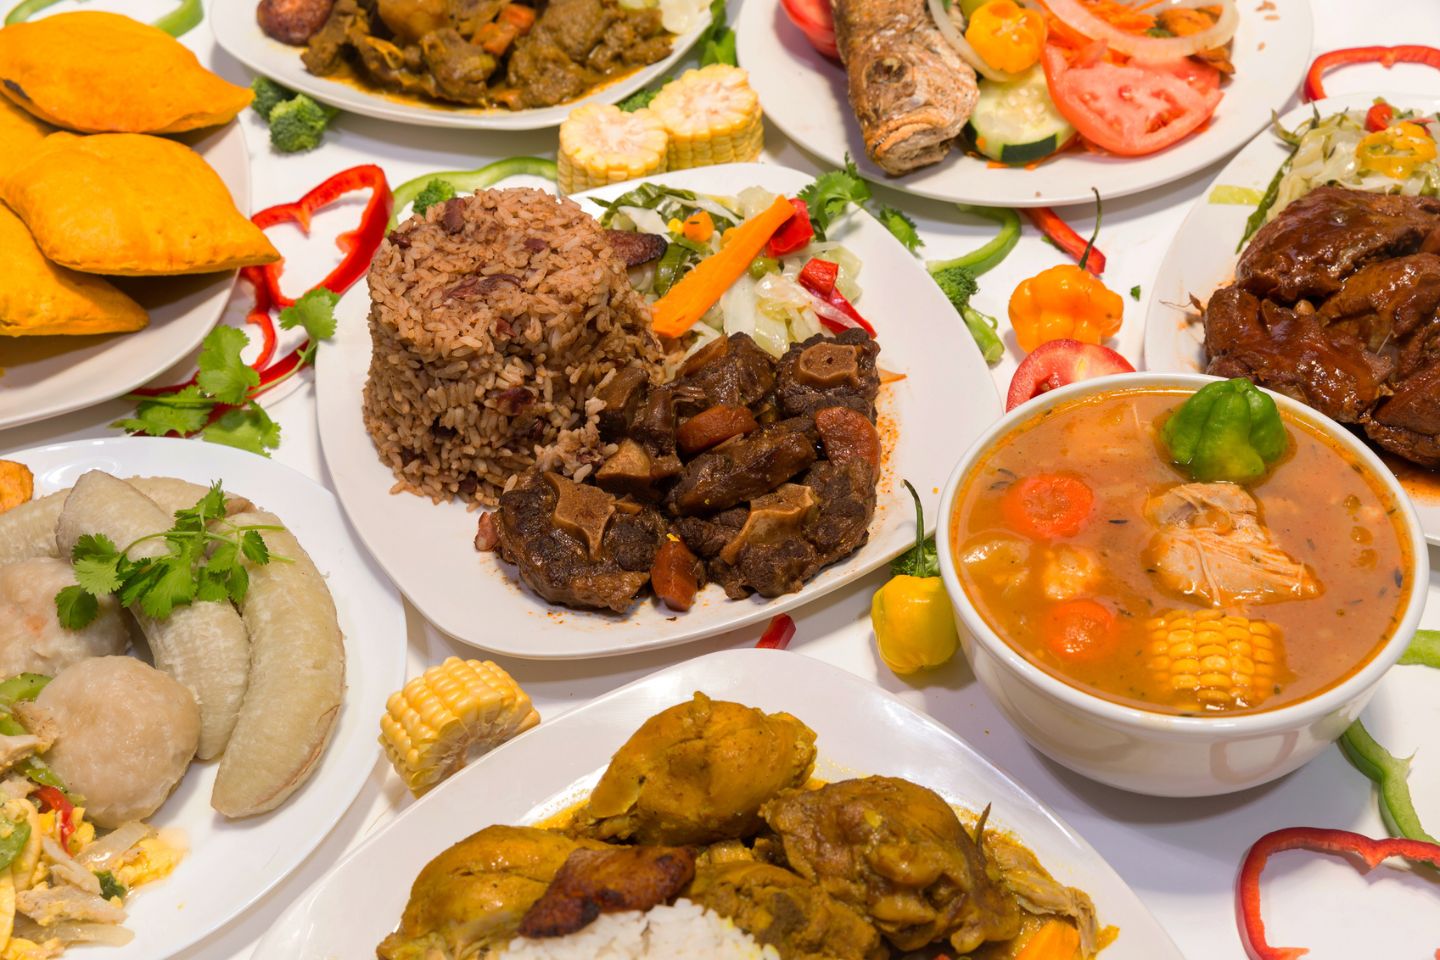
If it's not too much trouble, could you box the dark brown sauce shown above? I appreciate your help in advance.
[319,57,649,114]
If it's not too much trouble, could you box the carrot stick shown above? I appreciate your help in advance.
[651,194,798,338]
[1016,919,1082,960]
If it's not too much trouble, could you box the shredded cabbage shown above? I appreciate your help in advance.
[1271,107,1440,222]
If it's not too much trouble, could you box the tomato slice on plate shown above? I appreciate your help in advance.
[779,0,840,60]
[1006,339,1134,411]
[1041,42,1223,156]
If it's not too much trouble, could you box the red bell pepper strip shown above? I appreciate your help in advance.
[766,198,814,257]
[797,257,839,295]
[33,785,75,849]
[253,164,394,309]
[130,268,277,397]
[1024,207,1107,276]
[1237,827,1440,960]
[1303,46,1440,102]
[796,258,877,335]
[1365,100,1396,132]
[756,614,796,649]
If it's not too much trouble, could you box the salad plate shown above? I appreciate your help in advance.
[209,0,710,131]
[252,648,1186,960]
[0,123,249,432]
[737,0,1313,207]
[0,436,407,960]
[316,161,1000,659]
[1143,91,1440,544]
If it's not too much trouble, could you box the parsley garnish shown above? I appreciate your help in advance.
[1129,285,1142,301]
[797,157,925,252]
[54,484,285,630]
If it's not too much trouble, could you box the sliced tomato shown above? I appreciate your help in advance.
[779,0,839,60]
[1041,599,1118,663]
[1042,42,1223,156]
[1006,339,1134,411]
[1365,100,1396,132]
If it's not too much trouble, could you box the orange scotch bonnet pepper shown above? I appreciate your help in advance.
[1008,189,1122,352]
[965,0,1047,74]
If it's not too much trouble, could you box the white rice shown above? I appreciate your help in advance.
[493,900,780,960]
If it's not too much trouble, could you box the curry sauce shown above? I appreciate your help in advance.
[951,389,1412,716]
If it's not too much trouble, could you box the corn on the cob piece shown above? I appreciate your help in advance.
[649,64,763,170]
[557,104,668,195]
[1144,610,1285,712]
[380,657,540,796]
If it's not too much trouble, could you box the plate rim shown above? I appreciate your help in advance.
[252,646,1186,960]
[315,160,1002,659]
[0,123,248,432]
[0,434,409,959]
[736,0,1315,207]
[207,0,710,131]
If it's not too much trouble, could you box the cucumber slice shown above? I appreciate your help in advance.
[965,65,1077,165]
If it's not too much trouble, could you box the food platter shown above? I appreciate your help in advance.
[0,436,407,960]
[252,647,1186,959]
[315,161,1000,659]
[736,0,1314,207]
[208,0,710,131]
[1143,91,1440,544]
[0,123,249,432]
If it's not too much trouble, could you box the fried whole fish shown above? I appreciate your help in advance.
[833,0,978,174]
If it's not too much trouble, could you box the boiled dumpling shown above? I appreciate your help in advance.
[0,12,252,134]
[0,558,129,675]
[2,133,279,277]
[0,204,148,337]
[31,657,199,828]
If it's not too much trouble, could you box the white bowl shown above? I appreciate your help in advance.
[936,373,1430,797]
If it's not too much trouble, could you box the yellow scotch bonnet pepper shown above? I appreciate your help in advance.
[965,0,1047,74]
[1356,121,1437,180]
[871,481,959,675]
[1008,188,1123,353]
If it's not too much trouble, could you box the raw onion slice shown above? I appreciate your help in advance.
[927,0,1017,82]
[74,821,151,870]
[1044,0,1238,62]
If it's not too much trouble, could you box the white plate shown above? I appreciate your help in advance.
[1143,91,1440,544]
[209,0,708,131]
[252,648,1184,960]
[737,0,1313,207]
[316,161,1001,659]
[0,124,249,431]
[0,436,407,960]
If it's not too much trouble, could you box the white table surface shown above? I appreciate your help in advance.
[5,1,1440,956]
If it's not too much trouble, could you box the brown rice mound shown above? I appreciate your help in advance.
[363,187,663,506]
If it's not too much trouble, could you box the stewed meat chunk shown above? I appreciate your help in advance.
[776,329,880,419]
[666,418,819,516]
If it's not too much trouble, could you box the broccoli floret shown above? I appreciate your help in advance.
[929,263,1003,365]
[268,95,337,154]
[412,178,457,217]
[250,76,295,121]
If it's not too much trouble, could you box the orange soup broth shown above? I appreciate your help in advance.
[951,389,1413,716]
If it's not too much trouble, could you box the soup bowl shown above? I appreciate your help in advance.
[937,372,1429,797]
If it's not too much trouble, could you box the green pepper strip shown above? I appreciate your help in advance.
[1400,629,1440,668]
[1340,720,1438,844]
[0,674,48,708]
[927,205,1021,277]
[5,0,203,35]
[389,157,558,229]
[0,817,30,873]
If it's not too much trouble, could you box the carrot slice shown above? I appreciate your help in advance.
[651,194,797,338]
[1042,600,1118,663]
[1000,474,1095,539]
[1016,919,1083,960]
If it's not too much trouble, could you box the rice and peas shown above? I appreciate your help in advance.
[362,184,862,507]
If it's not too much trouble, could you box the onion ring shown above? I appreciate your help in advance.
[1044,0,1238,62]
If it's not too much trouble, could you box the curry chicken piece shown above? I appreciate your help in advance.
[761,777,1020,954]
[518,844,696,938]
[1144,482,1322,607]
[689,860,888,960]
[570,692,817,846]
[376,825,607,960]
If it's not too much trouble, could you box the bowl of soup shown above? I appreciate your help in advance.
[937,373,1428,797]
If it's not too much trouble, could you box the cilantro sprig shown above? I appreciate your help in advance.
[55,483,285,630]
[797,157,925,253]
[115,288,339,456]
